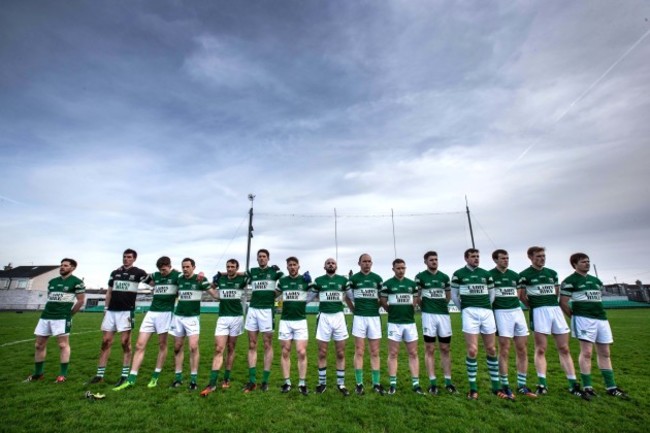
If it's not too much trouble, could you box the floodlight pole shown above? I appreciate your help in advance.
[465,196,475,249]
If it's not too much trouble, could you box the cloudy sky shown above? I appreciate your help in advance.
[1,0,649,288]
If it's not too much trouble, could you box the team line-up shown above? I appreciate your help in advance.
[25,246,629,401]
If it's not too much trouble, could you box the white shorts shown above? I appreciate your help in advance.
[215,316,244,337]
[531,306,569,335]
[101,310,134,333]
[169,315,201,337]
[34,318,70,337]
[494,308,529,338]
[244,308,274,333]
[571,316,613,344]
[278,320,308,341]
[316,312,349,342]
[139,311,173,334]
[387,322,419,343]
[421,312,452,338]
[461,307,496,335]
[352,316,382,339]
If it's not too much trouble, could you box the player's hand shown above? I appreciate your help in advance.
[270,265,280,272]
[302,271,312,284]
[212,272,222,285]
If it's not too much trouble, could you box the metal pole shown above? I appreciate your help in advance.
[334,208,339,262]
[391,208,397,258]
[465,196,475,249]
[244,194,255,315]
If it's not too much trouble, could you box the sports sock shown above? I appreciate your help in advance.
[487,355,500,391]
[127,372,137,384]
[34,361,44,376]
[59,363,68,377]
[429,376,437,387]
[336,369,345,386]
[96,366,106,378]
[262,370,271,383]
[466,357,478,391]
[567,375,577,390]
[175,371,183,382]
[600,369,617,389]
[209,370,219,387]
[500,374,509,387]
[537,374,547,387]
[581,373,593,388]
[411,377,419,389]
[389,376,397,387]
[298,378,306,387]
[444,376,452,386]
[318,367,327,385]
[121,365,129,378]
[355,369,363,385]
[152,369,161,380]
[371,370,380,386]
[223,370,231,381]
[249,367,257,383]
[190,373,198,384]
[516,371,527,388]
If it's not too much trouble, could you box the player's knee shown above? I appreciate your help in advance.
[467,347,478,358]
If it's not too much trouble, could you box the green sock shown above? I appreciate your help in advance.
[371,370,380,386]
[444,377,452,386]
[249,367,257,384]
[262,370,271,383]
[190,373,197,384]
[538,375,547,387]
[34,361,44,376]
[152,370,161,380]
[487,356,500,391]
[355,369,363,385]
[223,370,231,381]
[389,376,397,386]
[411,377,419,388]
[59,363,68,377]
[500,374,509,387]
[127,373,137,384]
[568,377,577,389]
[209,370,219,387]
[600,369,616,389]
[175,372,183,382]
[581,373,593,388]
[429,377,438,387]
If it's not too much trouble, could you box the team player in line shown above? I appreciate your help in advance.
[518,246,589,400]
[489,250,536,399]
[169,258,215,390]
[201,259,248,396]
[560,253,629,399]
[243,249,284,392]
[347,254,386,395]
[310,258,351,396]
[451,248,501,400]
[114,256,180,390]
[25,258,86,383]
[414,251,458,395]
[380,259,423,395]
[276,256,312,395]
[89,249,148,386]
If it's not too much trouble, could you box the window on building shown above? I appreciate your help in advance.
[15,279,28,289]
[0,279,9,289]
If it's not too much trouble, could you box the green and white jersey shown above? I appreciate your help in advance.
[41,275,85,320]
[216,275,247,317]
[518,266,559,309]
[381,277,417,324]
[174,274,211,317]
[489,268,521,310]
[278,275,310,321]
[146,270,180,312]
[415,270,451,315]
[247,266,284,309]
[347,271,383,317]
[311,274,349,314]
[560,273,606,320]
[451,266,494,310]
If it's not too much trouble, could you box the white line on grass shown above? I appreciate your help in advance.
[0,330,99,348]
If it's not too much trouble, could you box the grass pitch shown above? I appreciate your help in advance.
[1,310,648,433]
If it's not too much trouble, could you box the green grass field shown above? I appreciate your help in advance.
[1,310,648,433]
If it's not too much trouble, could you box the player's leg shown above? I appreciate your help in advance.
[464,332,479,398]
[223,334,238,388]
[316,339,329,392]
[353,336,366,389]
[406,339,421,393]
[93,330,115,382]
[152,332,169,382]
[438,313,456,393]
[387,337,400,393]
[368,317,383,393]
[172,335,185,387]
[578,339,594,391]
[595,342,627,398]
[498,335,512,392]
[247,330,259,385]
[55,334,71,382]
[280,337,292,392]
[481,331,501,395]
[296,338,308,394]
[553,332,578,386]
[116,328,133,386]
[206,334,227,392]
[188,334,200,389]
[31,335,48,379]
[261,330,274,389]
[334,338,348,394]
[424,340,437,392]
[118,331,152,388]
[514,335,535,396]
